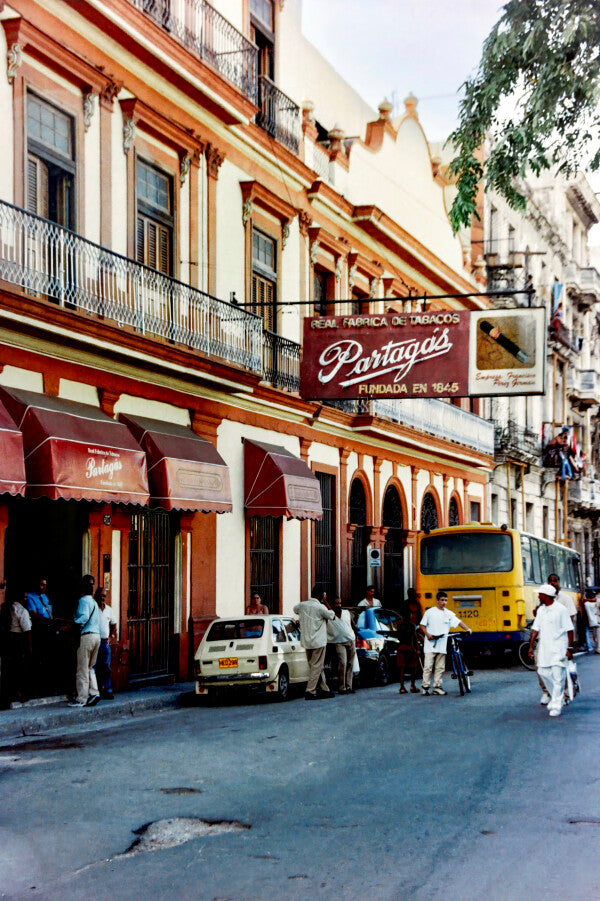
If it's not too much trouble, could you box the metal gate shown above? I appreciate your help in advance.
[127,508,174,679]
[350,479,368,602]
[383,485,404,606]
[250,515,279,612]
[313,472,336,601]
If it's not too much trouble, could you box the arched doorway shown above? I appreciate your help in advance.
[383,485,404,607]
[421,491,438,531]
[449,496,460,526]
[349,479,367,602]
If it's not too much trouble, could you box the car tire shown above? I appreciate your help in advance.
[276,665,290,701]
[377,654,389,686]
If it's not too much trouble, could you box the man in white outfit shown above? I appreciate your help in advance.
[528,583,574,718]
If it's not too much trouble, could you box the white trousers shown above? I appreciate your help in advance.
[538,665,566,714]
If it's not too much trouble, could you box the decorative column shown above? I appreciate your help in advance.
[205,144,225,296]
[186,146,204,289]
[442,474,449,526]
[299,437,311,603]
[99,81,121,246]
[299,211,313,318]
[339,448,351,599]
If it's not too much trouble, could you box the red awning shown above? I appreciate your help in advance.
[244,439,323,521]
[0,399,26,496]
[0,388,149,505]
[119,413,232,513]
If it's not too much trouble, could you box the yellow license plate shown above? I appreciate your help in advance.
[218,657,238,668]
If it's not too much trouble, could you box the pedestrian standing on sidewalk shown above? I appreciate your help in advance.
[528,583,573,717]
[294,587,335,701]
[420,591,471,696]
[69,575,101,708]
[94,587,116,700]
[327,597,356,694]
[358,586,381,608]
[583,589,600,652]
[0,592,32,707]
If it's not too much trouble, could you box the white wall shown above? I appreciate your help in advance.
[216,160,247,301]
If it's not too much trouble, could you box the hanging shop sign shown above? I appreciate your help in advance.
[300,307,546,400]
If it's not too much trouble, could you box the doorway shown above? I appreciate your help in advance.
[349,479,368,602]
[383,486,404,607]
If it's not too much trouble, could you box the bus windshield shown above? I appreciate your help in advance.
[420,532,514,574]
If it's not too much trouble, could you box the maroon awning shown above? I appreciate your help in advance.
[0,388,149,505]
[119,413,232,513]
[0,399,26,496]
[244,439,323,521]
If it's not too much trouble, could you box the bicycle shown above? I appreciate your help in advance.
[448,633,473,695]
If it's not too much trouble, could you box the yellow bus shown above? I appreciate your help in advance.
[416,523,582,650]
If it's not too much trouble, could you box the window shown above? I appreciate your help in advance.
[313,269,333,316]
[26,94,75,228]
[448,497,460,526]
[252,229,277,331]
[420,533,513,575]
[206,620,264,641]
[282,619,301,642]
[250,0,275,78]
[350,287,369,316]
[136,159,173,275]
[383,485,403,604]
[271,619,286,642]
[250,515,279,613]
[420,493,438,531]
[491,494,499,525]
[470,501,481,522]
[313,472,336,602]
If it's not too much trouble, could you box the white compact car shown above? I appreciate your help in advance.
[194,614,310,701]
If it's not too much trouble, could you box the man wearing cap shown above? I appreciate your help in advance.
[528,583,573,717]
[419,591,472,696]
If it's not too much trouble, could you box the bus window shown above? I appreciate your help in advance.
[555,548,568,586]
[420,532,513,574]
[529,538,542,584]
[520,536,535,584]
[564,554,579,590]
[538,541,550,581]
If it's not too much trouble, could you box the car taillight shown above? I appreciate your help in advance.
[259,656,268,670]
[355,637,369,650]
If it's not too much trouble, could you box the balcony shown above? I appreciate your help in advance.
[256,75,302,154]
[568,368,600,409]
[548,321,581,355]
[127,0,257,103]
[371,398,495,456]
[580,267,600,305]
[0,200,262,374]
[568,477,600,513]
[263,330,300,392]
[493,419,541,465]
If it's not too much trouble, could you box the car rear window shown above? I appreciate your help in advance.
[205,620,264,641]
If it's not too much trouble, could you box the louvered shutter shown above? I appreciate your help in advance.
[136,217,145,264]
[26,155,49,218]
[158,225,169,275]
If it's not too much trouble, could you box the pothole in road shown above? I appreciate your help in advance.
[122,817,251,856]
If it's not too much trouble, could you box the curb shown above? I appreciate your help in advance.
[0,682,195,743]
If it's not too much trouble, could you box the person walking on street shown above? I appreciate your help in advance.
[0,592,32,707]
[420,591,471,695]
[95,587,116,699]
[69,575,101,708]
[358,586,381,608]
[294,586,335,700]
[528,583,573,717]
[328,597,356,694]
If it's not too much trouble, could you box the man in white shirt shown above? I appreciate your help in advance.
[94,587,117,700]
[327,598,356,693]
[528,583,573,717]
[293,587,335,700]
[583,590,599,652]
[420,591,471,696]
[358,586,381,608]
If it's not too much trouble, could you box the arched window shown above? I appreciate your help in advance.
[383,485,404,605]
[449,496,460,526]
[349,479,367,602]
[420,492,438,531]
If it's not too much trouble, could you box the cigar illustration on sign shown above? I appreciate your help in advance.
[475,314,535,371]
[479,320,531,364]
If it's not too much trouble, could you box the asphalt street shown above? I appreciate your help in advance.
[2,657,600,901]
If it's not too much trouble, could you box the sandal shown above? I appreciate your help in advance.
[410,686,419,693]
[398,687,407,694]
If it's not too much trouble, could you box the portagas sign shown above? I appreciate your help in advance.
[300,308,546,400]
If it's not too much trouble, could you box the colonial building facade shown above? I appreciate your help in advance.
[0,0,494,691]
[480,168,600,582]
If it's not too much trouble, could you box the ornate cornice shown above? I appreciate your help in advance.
[239,180,297,223]
[298,210,313,237]
[206,144,225,180]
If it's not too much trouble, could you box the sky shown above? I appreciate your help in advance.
[301,0,504,143]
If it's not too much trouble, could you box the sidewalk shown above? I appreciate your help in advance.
[0,681,195,743]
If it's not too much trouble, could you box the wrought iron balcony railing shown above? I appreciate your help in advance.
[256,75,301,154]
[0,200,263,374]
[548,322,581,354]
[371,398,495,456]
[128,0,257,103]
[262,329,300,392]
[493,419,541,463]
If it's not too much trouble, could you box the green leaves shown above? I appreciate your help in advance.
[448,0,600,233]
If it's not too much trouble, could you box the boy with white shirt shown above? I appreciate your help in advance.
[420,591,471,696]
[528,583,574,717]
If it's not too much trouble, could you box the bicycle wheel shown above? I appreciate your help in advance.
[518,639,536,671]
[453,651,466,696]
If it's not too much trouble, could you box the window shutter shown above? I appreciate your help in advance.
[264,278,274,331]
[26,155,49,218]
[147,222,157,270]
[158,225,169,274]
[136,217,145,264]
